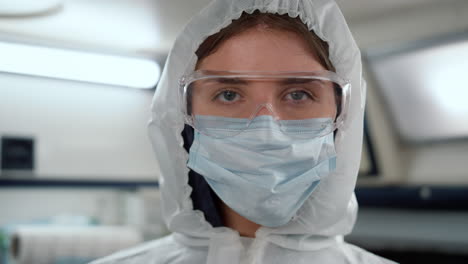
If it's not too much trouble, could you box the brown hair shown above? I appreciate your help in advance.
[195,11,335,72]
[190,11,341,118]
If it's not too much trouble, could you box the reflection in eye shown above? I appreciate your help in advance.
[215,90,240,103]
[285,91,311,101]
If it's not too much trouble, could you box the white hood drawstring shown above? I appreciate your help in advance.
[207,231,244,264]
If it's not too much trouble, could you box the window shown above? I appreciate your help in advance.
[366,35,468,142]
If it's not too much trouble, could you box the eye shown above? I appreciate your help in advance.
[285,90,312,101]
[215,90,240,103]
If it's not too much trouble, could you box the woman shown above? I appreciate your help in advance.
[93,0,396,263]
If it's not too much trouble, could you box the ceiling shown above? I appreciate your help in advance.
[0,0,448,60]
[335,0,441,21]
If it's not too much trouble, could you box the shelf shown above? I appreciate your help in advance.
[0,178,159,189]
[356,185,468,210]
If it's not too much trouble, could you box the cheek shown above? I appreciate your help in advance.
[330,96,339,118]
[191,97,205,115]
[188,87,201,115]
[191,96,217,115]
[320,92,338,118]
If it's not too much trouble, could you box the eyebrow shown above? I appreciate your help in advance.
[203,77,249,85]
[279,78,318,85]
[199,77,323,86]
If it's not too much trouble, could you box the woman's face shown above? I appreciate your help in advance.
[192,27,337,120]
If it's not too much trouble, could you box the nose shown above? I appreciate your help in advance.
[257,106,273,116]
[250,86,277,117]
[252,103,276,117]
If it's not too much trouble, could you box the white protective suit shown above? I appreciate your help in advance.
[92,0,397,263]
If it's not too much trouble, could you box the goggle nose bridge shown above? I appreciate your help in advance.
[247,103,281,121]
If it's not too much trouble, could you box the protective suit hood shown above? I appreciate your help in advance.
[146,0,380,262]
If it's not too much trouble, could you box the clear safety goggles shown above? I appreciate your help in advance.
[179,70,350,138]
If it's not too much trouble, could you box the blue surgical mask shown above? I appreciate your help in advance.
[187,115,337,227]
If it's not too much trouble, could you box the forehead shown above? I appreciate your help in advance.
[196,27,325,72]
